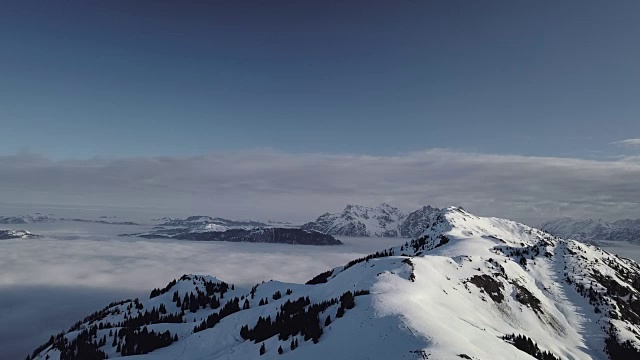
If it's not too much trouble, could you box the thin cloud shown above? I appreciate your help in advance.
[612,138,640,148]
[1,149,640,224]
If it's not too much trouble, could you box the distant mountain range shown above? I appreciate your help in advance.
[0,214,139,226]
[157,204,442,239]
[156,216,269,229]
[121,227,341,246]
[0,214,55,224]
[541,217,640,244]
[302,203,439,237]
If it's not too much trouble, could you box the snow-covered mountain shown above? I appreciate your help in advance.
[0,229,38,239]
[541,217,640,244]
[302,204,439,237]
[301,203,408,237]
[157,216,268,230]
[30,207,640,360]
[0,214,55,224]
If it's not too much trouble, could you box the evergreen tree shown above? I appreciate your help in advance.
[278,345,283,354]
[259,342,266,355]
[325,315,331,326]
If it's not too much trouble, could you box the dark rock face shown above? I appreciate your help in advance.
[399,206,439,238]
[468,274,504,303]
[125,228,342,246]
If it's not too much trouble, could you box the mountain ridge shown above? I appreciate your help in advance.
[302,203,439,237]
[541,217,640,244]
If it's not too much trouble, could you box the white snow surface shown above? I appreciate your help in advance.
[31,207,640,360]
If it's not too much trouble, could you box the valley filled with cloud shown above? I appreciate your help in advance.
[0,223,405,359]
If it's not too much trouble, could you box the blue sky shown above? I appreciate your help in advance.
[2,0,639,159]
[1,1,640,222]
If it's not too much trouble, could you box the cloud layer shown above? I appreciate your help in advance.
[0,233,403,359]
[612,138,640,148]
[1,149,640,224]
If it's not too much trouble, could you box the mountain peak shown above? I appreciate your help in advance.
[305,204,446,238]
[304,204,407,237]
[375,202,395,210]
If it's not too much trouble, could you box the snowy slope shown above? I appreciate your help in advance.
[542,217,640,244]
[30,207,640,360]
[301,203,409,237]
[0,229,38,239]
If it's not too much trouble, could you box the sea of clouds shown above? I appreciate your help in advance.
[0,222,406,359]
